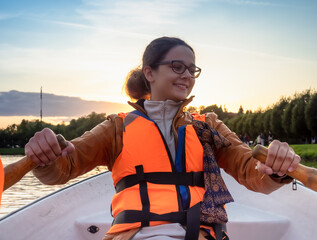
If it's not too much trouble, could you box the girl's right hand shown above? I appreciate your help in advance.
[25,128,75,167]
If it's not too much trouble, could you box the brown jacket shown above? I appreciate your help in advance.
[33,96,288,239]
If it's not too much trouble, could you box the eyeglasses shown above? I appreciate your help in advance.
[156,60,201,78]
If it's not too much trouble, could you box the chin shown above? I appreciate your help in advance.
[170,94,188,102]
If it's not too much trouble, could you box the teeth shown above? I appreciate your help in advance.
[175,84,187,88]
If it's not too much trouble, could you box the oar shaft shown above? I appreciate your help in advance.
[3,156,37,191]
[3,134,67,191]
[252,144,317,192]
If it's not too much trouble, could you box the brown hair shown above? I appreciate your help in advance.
[124,36,194,100]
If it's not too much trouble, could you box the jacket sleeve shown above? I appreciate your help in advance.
[32,114,123,185]
[205,112,288,194]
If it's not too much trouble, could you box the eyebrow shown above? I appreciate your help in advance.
[166,60,196,67]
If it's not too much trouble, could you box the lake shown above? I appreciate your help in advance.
[0,155,107,219]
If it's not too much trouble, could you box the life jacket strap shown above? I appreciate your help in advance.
[135,165,150,227]
[112,202,202,240]
[112,209,187,225]
[185,201,200,240]
[115,171,204,193]
[201,224,229,240]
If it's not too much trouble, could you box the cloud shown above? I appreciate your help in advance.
[78,0,200,27]
[48,19,154,40]
[0,12,20,20]
[47,20,96,30]
[197,42,317,65]
[215,0,280,6]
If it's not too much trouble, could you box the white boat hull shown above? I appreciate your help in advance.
[0,170,316,240]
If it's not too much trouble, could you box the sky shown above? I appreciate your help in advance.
[0,0,316,127]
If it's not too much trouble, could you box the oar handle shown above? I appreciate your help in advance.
[3,134,68,191]
[252,144,317,192]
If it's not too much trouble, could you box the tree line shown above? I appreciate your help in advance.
[0,112,107,148]
[187,89,317,145]
[1,89,316,148]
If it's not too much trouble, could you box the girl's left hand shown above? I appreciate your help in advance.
[256,140,301,176]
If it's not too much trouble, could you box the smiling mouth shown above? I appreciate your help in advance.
[174,83,188,89]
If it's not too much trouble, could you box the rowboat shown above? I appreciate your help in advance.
[0,169,316,240]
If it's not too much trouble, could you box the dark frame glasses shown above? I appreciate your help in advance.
[156,60,201,78]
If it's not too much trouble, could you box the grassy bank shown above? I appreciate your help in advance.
[302,161,317,168]
[0,148,25,155]
[290,144,317,168]
[290,144,317,161]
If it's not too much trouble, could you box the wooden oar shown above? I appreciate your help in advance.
[4,138,317,192]
[3,134,67,191]
[252,144,317,192]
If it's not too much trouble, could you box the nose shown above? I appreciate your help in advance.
[181,68,193,79]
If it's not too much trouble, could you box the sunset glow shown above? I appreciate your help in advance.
[1,0,316,128]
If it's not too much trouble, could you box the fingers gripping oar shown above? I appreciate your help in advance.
[3,134,68,191]
[252,144,317,192]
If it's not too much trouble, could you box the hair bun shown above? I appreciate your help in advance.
[124,67,150,100]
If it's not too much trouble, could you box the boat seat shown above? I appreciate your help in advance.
[74,202,290,240]
[226,202,290,240]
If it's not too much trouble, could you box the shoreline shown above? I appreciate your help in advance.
[0,148,25,155]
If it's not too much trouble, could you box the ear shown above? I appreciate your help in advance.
[143,66,155,83]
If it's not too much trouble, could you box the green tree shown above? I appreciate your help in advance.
[187,106,198,113]
[246,112,259,140]
[305,93,317,136]
[282,99,296,139]
[201,104,226,120]
[262,109,272,137]
[225,114,240,134]
[270,98,288,140]
[198,105,206,114]
[64,112,106,139]
[238,105,244,115]
[254,111,264,139]
[237,114,248,136]
[291,91,311,142]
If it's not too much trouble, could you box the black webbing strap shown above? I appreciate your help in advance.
[115,171,204,193]
[185,202,201,240]
[135,165,150,227]
[112,210,187,225]
[213,223,223,240]
[200,222,228,240]
[112,203,202,240]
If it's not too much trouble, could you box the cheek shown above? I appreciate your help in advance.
[189,79,196,89]
[161,74,177,86]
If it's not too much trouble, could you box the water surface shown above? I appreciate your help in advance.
[0,155,107,219]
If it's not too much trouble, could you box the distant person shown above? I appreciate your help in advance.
[243,133,250,146]
[268,131,273,145]
[260,133,265,146]
[256,134,261,145]
[25,37,300,240]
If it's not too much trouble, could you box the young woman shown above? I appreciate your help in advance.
[25,37,300,240]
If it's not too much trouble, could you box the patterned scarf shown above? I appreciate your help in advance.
[192,119,234,225]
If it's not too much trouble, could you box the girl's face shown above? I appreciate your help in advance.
[145,45,196,102]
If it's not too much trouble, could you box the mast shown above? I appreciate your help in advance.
[40,86,43,123]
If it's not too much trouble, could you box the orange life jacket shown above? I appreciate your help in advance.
[108,110,216,239]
